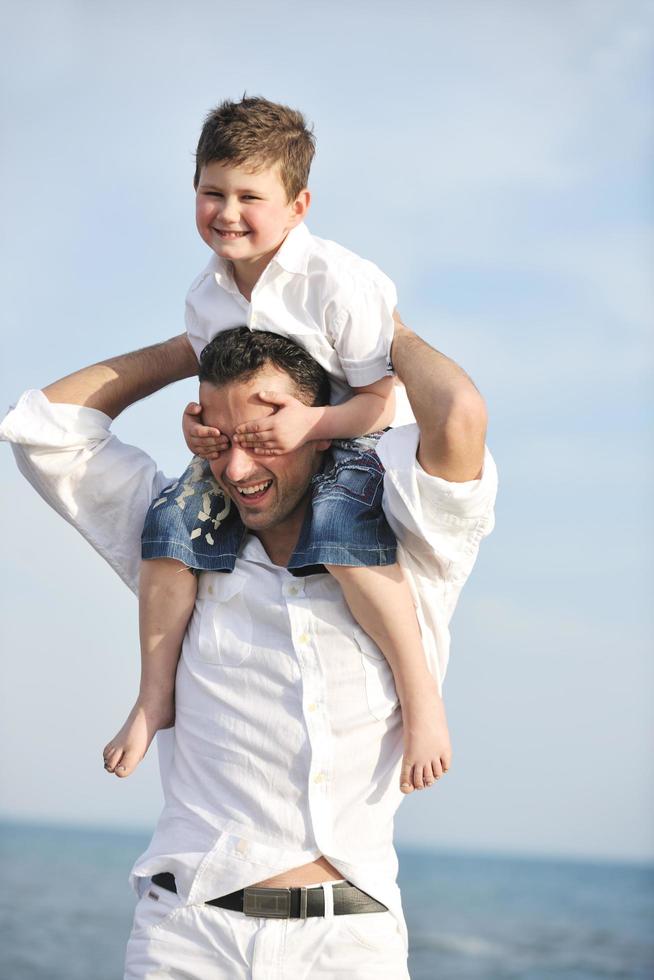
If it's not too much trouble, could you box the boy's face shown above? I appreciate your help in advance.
[195,161,309,276]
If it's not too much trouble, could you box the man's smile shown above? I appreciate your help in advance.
[233,479,273,503]
[234,480,272,499]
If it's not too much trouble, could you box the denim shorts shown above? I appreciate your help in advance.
[141,434,397,573]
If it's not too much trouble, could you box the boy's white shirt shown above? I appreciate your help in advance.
[185,222,399,408]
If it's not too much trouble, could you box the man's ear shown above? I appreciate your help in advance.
[288,188,310,226]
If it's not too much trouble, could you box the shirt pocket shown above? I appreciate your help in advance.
[197,572,252,666]
[340,911,405,954]
[353,627,400,722]
[129,880,184,938]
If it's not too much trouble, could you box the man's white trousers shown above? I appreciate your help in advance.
[124,879,410,979]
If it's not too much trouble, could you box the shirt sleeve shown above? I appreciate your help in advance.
[376,424,498,583]
[185,268,211,362]
[0,390,171,595]
[185,292,205,362]
[328,262,397,388]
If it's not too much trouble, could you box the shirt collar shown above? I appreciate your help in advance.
[209,222,311,294]
[209,253,242,297]
[271,222,311,276]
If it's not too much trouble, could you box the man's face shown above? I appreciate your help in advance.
[195,161,308,274]
[201,367,328,556]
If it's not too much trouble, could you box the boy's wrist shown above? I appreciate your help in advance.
[308,404,335,441]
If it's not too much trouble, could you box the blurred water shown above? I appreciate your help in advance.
[0,821,652,979]
[399,849,654,980]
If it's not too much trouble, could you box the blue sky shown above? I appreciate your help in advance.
[1,0,652,862]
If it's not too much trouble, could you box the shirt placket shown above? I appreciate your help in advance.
[247,255,274,330]
[282,577,334,852]
[248,263,291,332]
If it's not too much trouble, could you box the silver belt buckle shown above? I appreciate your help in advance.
[243,886,292,918]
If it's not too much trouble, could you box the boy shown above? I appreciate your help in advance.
[103,96,450,795]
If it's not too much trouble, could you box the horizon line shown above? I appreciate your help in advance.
[1,813,652,871]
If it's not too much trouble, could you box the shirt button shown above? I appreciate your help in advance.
[308,702,318,712]
[289,586,299,596]
[313,771,326,784]
[298,633,310,645]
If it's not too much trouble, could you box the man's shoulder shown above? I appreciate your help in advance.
[378,426,498,524]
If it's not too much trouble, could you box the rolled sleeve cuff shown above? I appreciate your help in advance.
[378,424,496,513]
[1,389,168,594]
[339,353,394,388]
[377,424,497,571]
[0,388,113,447]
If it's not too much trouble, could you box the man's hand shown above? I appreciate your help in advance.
[182,402,229,459]
[233,391,325,456]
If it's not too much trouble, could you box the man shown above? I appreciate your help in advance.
[1,316,496,978]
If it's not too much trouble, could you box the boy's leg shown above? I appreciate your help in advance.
[326,562,451,794]
[107,453,240,777]
[103,558,197,777]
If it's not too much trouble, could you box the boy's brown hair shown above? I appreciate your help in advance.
[194,96,316,201]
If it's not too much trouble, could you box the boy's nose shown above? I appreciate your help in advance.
[220,197,240,223]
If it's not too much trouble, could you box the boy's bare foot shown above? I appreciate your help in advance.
[399,675,451,794]
[103,697,174,778]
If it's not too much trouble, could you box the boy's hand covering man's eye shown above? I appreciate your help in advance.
[182,401,229,459]
[233,392,323,455]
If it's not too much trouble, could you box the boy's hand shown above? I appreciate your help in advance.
[182,402,229,459]
[233,391,324,455]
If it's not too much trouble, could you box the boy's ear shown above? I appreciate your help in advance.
[289,188,310,225]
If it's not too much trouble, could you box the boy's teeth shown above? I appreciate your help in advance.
[237,481,271,496]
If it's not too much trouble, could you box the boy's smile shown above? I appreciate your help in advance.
[195,161,310,294]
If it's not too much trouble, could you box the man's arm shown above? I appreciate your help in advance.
[43,334,198,418]
[390,313,487,481]
[1,334,197,594]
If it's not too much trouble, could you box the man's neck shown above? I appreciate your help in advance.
[253,504,308,568]
[255,525,302,568]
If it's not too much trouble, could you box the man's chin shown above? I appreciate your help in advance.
[237,508,274,530]
[230,494,276,529]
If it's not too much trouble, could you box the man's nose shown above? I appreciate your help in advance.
[224,445,256,483]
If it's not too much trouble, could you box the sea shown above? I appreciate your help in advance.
[0,821,652,980]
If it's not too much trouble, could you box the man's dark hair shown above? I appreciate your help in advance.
[199,327,331,407]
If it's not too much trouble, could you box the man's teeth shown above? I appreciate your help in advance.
[237,481,272,496]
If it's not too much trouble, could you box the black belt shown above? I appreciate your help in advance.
[151,872,388,919]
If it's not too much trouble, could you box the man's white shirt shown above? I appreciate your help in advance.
[0,390,497,940]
